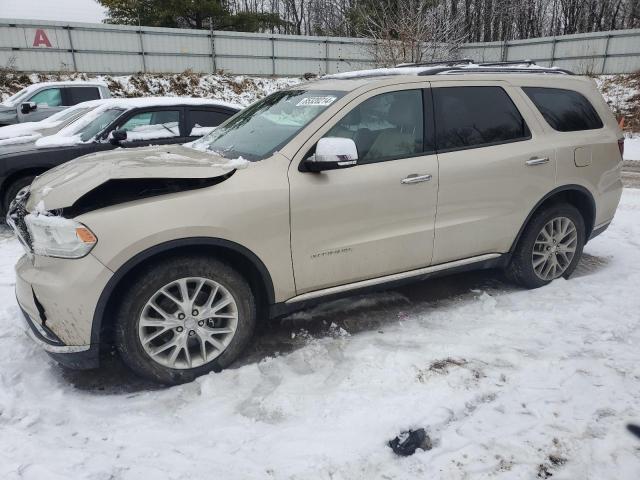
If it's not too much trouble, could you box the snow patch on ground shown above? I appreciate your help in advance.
[0,191,639,479]
[0,68,638,478]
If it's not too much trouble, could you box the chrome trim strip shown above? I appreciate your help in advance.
[593,220,611,230]
[286,253,502,304]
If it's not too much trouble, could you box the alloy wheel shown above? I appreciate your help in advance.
[531,216,578,281]
[138,277,239,369]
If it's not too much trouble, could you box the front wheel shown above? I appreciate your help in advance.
[506,203,585,289]
[115,255,256,384]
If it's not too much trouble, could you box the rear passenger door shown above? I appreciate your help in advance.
[112,107,187,147]
[64,86,102,105]
[431,82,556,264]
[185,108,236,140]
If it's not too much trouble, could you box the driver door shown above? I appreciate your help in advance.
[18,87,64,122]
[288,84,439,295]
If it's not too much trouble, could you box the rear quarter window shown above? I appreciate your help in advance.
[522,87,603,132]
[187,109,233,136]
[66,87,101,105]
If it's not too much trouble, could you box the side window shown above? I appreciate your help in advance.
[187,109,232,137]
[433,86,530,151]
[66,87,101,105]
[523,87,603,132]
[118,110,181,141]
[324,89,423,164]
[29,88,63,107]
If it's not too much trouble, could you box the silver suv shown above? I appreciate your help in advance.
[9,63,623,384]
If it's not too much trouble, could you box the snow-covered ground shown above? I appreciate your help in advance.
[1,190,640,479]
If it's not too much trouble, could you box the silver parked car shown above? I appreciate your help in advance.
[0,81,111,125]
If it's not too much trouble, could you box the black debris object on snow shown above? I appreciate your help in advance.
[388,428,432,456]
[628,424,640,439]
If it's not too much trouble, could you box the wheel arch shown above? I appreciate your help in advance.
[92,237,275,347]
[1,167,48,209]
[510,184,596,253]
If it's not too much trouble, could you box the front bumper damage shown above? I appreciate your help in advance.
[19,306,100,369]
[14,252,113,369]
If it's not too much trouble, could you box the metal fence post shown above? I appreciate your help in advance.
[138,27,146,73]
[209,19,217,73]
[271,37,276,76]
[64,26,77,72]
[601,34,612,74]
[550,37,557,67]
[501,40,509,61]
[325,39,330,74]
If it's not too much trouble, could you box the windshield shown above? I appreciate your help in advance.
[3,86,32,106]
[75,108,125,142]
[46,105,92,124]
[194,90,345,161]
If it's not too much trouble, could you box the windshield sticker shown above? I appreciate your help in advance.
[296,96,337,107]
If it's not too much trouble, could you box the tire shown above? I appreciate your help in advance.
[506,203,585,289]
[3,175,36,217]
[115,255,256,384]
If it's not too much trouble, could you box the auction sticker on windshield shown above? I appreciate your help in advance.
[296,96,337,107]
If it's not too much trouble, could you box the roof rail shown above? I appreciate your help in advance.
[395,59,474,68]
[416,65,574,76]
[477,60,537,67]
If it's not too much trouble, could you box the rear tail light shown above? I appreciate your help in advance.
[618,138,625,159]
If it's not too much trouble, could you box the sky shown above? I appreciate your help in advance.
[0,0,106,23]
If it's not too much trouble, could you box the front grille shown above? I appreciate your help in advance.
[6,187,32,252]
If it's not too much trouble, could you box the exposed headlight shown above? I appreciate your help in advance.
[25,214,97,258]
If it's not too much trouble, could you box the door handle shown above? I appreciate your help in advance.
[401,174,432,184]
[526,157,550,166]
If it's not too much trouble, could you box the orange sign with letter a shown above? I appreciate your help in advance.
[33,29,52,48]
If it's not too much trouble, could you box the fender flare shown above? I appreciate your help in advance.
[509,184,596,253]
[90,237,275,345]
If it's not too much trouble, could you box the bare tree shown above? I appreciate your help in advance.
[354,0,465,66]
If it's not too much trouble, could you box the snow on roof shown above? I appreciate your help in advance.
[34,96,242,148]
[95,96,242,111]
[1,80,108,106]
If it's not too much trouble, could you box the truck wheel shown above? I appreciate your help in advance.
[3,175,35,216]
[506,203,585,289]
[115,255,256,384]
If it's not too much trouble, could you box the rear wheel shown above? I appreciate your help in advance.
[115,255,256,384]
[506,203,585,289]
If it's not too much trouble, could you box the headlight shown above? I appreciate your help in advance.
[25,214,97,258]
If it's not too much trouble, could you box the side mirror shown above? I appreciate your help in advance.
[110,129,128,144]
[20,102,37,115]
[303,137,358,173]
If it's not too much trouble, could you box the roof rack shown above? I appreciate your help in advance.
[418,65,574,76]
[395,58,573,76]
[321,59,574,80]
[477,60,536,67]
[395,59,474,68]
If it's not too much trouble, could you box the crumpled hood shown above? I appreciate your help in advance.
[27,144,245,212]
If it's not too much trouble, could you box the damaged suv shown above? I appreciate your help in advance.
[10,62,623,384]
